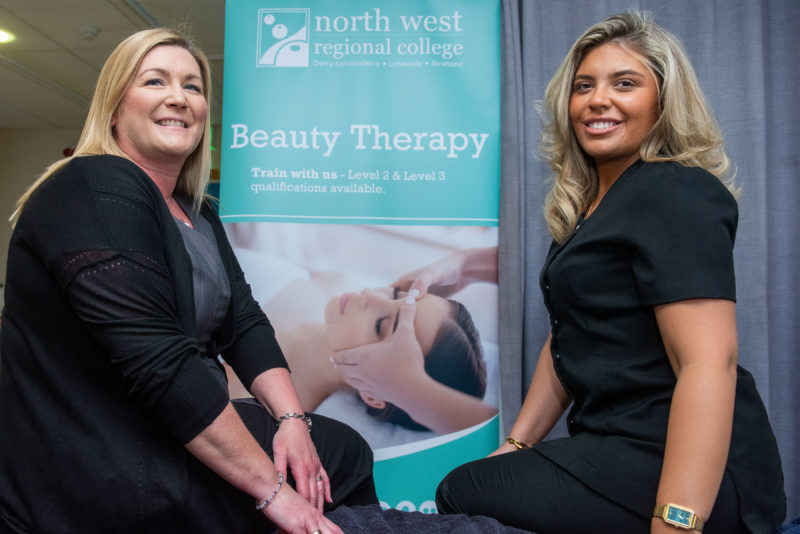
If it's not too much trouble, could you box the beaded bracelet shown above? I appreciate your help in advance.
[255,471,284,511]
[505,436,530,450]
[278,412,312,431]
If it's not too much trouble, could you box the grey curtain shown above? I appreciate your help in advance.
[498,0,799,520]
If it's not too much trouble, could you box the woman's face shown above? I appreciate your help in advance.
[113,45,207,168]
[569,42,659,173]
[324,287,450,354]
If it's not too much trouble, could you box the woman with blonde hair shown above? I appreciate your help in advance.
[0,28,376,534]
[11,28,211,221]
[436,12,785,533]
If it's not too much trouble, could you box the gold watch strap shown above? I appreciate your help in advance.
[653,504,705,532]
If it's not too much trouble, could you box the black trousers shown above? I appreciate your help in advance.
[436,448,745,534]
[174,398,378,533]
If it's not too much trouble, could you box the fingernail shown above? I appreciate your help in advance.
[329,356,337,367]
[405,295,416,305]
[408,288,420,298]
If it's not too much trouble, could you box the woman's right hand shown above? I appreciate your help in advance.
[262,483,342,534]
[392,246,498,299]
[392,250,470,298]
[488,441,519,458]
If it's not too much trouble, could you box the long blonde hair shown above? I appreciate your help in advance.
[541,12,734,242]
[10,27,212,226]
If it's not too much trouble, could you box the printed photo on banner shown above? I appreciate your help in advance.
[224,222,499,450]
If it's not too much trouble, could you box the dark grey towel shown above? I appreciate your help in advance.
[324,504,535,533]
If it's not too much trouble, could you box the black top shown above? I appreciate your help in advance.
[0,155,287,531]
[533,161,785,533]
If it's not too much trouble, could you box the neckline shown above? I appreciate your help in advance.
[172,194,196,230]
[582,159,645,221]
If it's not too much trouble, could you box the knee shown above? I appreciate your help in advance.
[435,466,463,515]
[335,418,373,465]
[310,415,378,506]
[312,414,373,469]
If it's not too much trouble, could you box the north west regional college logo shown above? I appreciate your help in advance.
[257,8,310,67]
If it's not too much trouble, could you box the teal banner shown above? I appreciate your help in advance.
[222,0,501,512]
[221,0,500,225]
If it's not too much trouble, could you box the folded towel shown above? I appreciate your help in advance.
[324,504,535,533]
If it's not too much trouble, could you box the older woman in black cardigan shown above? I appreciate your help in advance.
[0,28,376,534]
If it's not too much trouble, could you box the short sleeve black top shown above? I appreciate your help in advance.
[533,161,785,533]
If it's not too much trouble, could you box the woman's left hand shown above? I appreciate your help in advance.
[272,416,332,512]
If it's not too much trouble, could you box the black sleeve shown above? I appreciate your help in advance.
[26,155,230,443]
[628,164,738,306]
[203,204,290,390]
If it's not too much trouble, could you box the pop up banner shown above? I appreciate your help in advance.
[222,0,500,511]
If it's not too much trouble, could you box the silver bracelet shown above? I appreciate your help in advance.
[255,471,283,511]
[277,412,312,431]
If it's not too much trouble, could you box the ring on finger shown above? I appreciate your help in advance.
[316,475,324,482]
[311,530,322,534]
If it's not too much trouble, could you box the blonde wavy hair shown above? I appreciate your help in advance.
[10,27,212,226]
[541,12,735,243]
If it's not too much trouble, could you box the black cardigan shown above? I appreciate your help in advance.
[0,155,287,531]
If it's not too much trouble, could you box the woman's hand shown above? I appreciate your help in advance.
[272,417,332,512]
[248,369,334,511]
[331,301,426,407]
[261,482,342,534]
[333,301,498,433]
[392,247,498,299]
[184,402,339,532]
[487,441,519,458]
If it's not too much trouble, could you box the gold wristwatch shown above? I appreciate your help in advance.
[653,503,705,531]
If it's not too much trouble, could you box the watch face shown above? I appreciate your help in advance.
[666,505,692,527]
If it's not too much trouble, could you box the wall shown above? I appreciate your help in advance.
[0,129,81,306]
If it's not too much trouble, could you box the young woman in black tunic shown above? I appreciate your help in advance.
[434,12,785,534]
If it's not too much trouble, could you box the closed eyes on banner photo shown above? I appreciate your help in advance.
[221,0,501,512]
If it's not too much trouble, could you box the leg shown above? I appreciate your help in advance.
[167,400,376,533]
[307,412,379,508]
[233,399,377,508]
[436,448,648,534]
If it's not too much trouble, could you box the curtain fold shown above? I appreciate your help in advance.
[497,0,525,431]
[498,0,798,519]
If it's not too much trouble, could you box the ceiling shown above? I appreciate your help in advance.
[0,0,225,131]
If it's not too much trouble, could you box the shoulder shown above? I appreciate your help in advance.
[34,154,159,208]
[19,155,170,255]
[634,161,736,208]
[623,161,738,246]
[624,162,738,303]
[76,154,160,200]
[630,162,737,227]
[51,154,145,182]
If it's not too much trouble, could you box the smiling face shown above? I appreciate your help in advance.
[569,42,660,176]
[323,287,450,355]
[112,45,207,169]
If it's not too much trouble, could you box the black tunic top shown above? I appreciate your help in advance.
[533,160,785,533]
